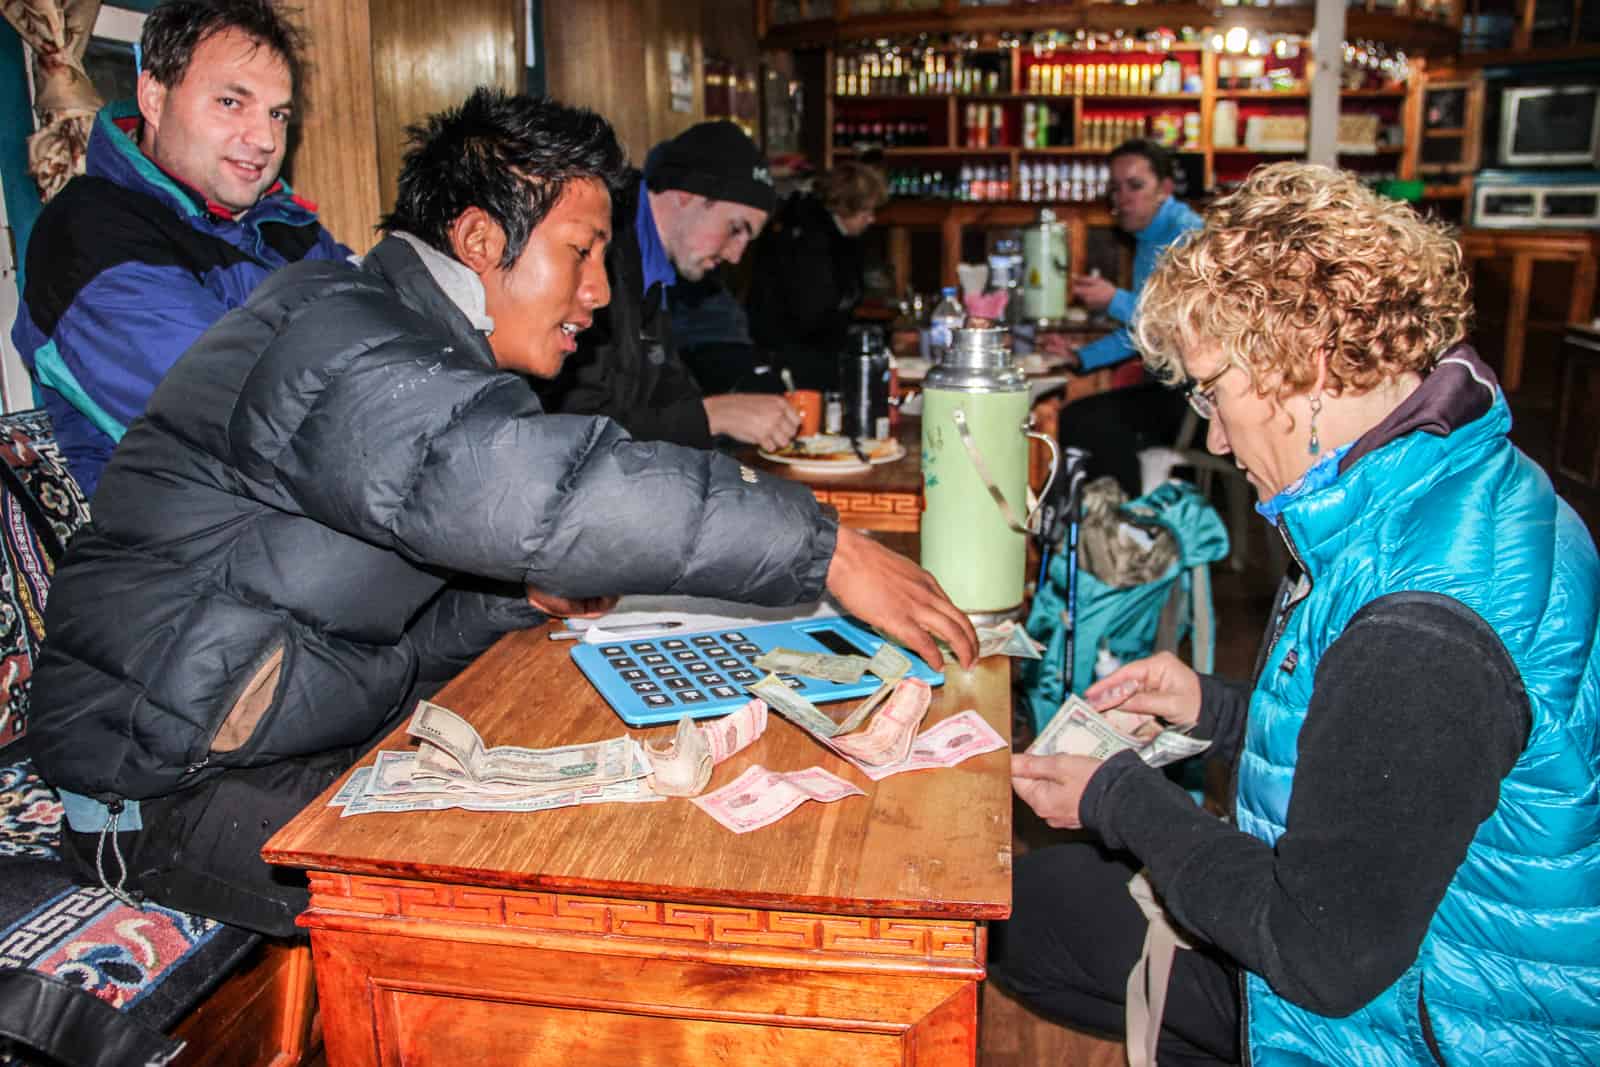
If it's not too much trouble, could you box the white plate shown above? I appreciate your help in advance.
[758,438,906,474]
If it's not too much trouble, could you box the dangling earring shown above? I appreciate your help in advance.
[1307,394,1323,456]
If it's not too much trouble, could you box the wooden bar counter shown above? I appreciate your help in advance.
[263,619,1013,1066]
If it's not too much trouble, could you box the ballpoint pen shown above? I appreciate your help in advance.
[547,620,685,641]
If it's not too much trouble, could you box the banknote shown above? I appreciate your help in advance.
[851,709,1007,782]
[327,766,372,808]
[833,643,912,735]
[700,697,768,764]
[749,672,844,737]
[1029,694,1211,768]
[1028,695,1142,759]
[829,677,931,767]
[338,764,664,817]
[643,714,713,797]
[752,647,870,684]
[407,700,646,790]
[975,621,1044,661]
[340,784,587,818]
[691,764,863,833]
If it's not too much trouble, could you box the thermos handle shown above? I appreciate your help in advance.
[1024,421,1061,534]
[949,408,1060,536]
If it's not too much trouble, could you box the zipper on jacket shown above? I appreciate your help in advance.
[1235,518,1313,1067]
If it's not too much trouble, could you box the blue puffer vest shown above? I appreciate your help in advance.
[1236,367,1600,1064]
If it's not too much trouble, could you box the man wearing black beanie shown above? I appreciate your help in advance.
[540,120,802,451]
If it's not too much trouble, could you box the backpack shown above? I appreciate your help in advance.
[1020,478,1230,735]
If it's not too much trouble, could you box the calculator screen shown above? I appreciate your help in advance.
[806,626,871,659]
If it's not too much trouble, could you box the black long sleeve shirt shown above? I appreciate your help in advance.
[1080,590,1529,1017]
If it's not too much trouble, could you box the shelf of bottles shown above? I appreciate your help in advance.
[830,26,1416,204]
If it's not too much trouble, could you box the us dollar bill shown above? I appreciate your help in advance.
[407,700,646,790]
[749,673,843,738]
[752,647,870,684]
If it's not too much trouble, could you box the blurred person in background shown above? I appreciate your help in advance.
[1051,139,1202,497]
[746,160,889,391]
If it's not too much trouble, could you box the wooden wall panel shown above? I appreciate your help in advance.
[289,1,382,252]
[543,0,708,167]
[370,0,525,214]
[287,0,522,254]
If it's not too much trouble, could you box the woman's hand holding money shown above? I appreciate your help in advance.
[1010,753,1103,830]
[1084,651,1202,730]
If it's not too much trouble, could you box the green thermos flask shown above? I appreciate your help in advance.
[920,325,1059,622]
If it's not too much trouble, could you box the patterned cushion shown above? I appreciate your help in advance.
[0,758,259,1062]
[0,410,92,754]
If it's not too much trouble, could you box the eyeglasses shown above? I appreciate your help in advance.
[1184,363,1233,421]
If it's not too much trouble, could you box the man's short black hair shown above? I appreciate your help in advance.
[1108,139,1178,183]
[141,0,304,91]
[382,88,629,271]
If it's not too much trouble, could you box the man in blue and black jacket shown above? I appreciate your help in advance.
[11,0,349,497]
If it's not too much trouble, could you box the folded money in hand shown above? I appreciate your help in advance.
[1027,694,1210,767]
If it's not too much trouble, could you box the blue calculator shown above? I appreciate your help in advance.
[569,617,945,727]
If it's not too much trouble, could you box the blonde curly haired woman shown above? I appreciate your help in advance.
[993,163,1600,1066]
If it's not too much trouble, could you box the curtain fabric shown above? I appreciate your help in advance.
[1,0,104,202]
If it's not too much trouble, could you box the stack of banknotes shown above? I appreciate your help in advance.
[329,701,666,817]
[1028,693,1211,766]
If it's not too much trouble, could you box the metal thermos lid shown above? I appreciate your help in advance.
[926,324,1024,392]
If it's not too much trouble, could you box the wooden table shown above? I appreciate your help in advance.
[264,621,1013,1066]
[745,416,926,533]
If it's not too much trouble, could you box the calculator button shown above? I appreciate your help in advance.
[677,690,707,704]
[600,646,624,656]
[686,662,713,674]
[703,645,729,657]
[642,653,668,665]
[709,685,739,699]
[630,642,655,652]
[721,632,747,643]
[783,677,806,689]
[620,669,647,682]
[733,643,760,656]
[700,673,726,685]
[673,650,701,663]
[662,639,688,650]
[730,669,759,683]
[653,665,680,677]
[691,636,717,647]
[630,681,660,694]
[644,694,672,708]
[608,657,638,669]
[715,657,742,670]
[665,677,694,691]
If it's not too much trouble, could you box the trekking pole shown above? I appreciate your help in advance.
[1057,448,1090,696]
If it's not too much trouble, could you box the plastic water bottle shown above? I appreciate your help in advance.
[928,287,965,365]
[1094,641,1123,682]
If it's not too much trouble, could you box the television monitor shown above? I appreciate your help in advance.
[1500,85,1600,167]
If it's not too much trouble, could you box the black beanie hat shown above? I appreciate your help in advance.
[644,120,776,216]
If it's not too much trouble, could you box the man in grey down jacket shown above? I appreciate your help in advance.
[31,89,977,937]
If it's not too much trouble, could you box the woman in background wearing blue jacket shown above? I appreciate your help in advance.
[995,163,1600,1065]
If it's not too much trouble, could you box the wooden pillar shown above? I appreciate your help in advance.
[290,0,382,252]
